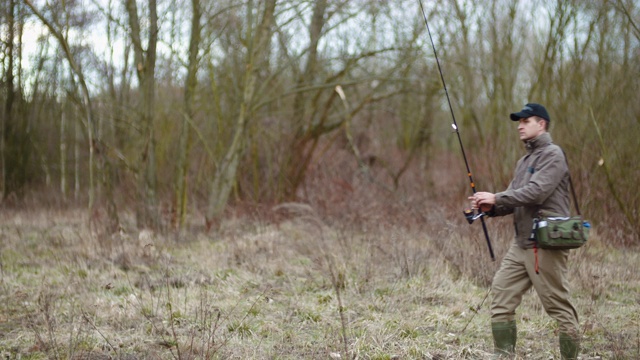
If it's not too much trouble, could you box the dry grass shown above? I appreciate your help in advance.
[0,203,638,360]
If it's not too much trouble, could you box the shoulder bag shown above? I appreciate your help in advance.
[533,150,591,250]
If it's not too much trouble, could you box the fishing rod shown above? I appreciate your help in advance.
[417,0,495,261]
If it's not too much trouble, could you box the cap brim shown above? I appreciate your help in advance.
[510,111,529,121]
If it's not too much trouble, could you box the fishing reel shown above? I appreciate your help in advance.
[463,208,486,224]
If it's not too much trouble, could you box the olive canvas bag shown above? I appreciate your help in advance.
[533,149,590,250]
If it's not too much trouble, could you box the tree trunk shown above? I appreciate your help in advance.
[284,0,328,200]
[206,0,276,229]
[60,108,67,199]
[174,0,202,231]
[2,0,16,198]
[125,0,160,230]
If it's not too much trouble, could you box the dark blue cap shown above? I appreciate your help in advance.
[510,103,550,122]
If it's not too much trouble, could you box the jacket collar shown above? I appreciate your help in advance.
[525,132,552,153]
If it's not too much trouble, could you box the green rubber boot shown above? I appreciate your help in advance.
[491,321,517,358]
[559,333,580,360]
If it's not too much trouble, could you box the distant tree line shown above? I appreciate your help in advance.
[1,0,638,239]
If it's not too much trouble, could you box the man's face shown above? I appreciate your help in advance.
[517,116,546,141]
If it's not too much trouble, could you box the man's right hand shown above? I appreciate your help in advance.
[469,192,496,213]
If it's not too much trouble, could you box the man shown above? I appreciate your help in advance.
[470,103,580,359]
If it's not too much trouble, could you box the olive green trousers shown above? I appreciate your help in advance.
[491,243,579,335]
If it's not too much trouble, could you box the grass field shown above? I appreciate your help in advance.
[0,207,638,359]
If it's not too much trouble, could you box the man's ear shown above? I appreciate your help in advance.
[543,120,549,131]
[536,117,548,131]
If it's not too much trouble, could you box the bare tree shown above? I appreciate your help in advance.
[173,0,202,231]
[615,0,640,42]
[206,0,277,229]
[2,0,34,198]
[278,1,412,199]
[23,0,120,231]
[125,0,160,230]
[1,0,18,197]
[283,0,330,199]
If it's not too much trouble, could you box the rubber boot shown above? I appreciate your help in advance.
[559,333,580,360]
[491,321,517,358]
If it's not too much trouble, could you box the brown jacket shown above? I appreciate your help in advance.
[491,132,571,249]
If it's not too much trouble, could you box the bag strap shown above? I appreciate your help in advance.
[561,148,581,216]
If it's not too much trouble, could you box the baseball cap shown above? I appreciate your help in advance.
[510,103,550,122]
